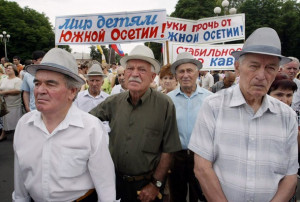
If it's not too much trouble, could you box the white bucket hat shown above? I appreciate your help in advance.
[87,64,107,77]
[171,52,202,74]
[231,27,291,65]
[26,48,85,85]
[120,45,161,74]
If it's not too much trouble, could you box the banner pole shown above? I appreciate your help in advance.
[166,41,170,64]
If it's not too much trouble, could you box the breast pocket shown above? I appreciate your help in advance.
[142,128,162,154]
[268,139,287,175]
[59,148,90,178]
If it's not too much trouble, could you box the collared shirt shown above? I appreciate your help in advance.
[201,72,214,90]
[74,89,109,112]
[188,85,299,202]
[21,72,35,111]
[291,78,300,112]
[13,104,117,202]
[90,88,182,175]
[167,85,212,149]
[111,84,126,95]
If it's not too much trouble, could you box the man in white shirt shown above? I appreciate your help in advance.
[200,70,214,90]
[111,66,127,95]
[74,64,109,112]
[13,48,117,202]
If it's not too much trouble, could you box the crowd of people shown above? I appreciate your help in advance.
[3,26,300,202]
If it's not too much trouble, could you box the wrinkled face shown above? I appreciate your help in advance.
[161,74,177,92]
[236,54,280,101]
[87,75,104,96]
[175,63,198,90]
[13,58,20,65]
[281,61,299,80]
[270,88,294,106]
[117,68,125,87]
[34,70,77,114]
[124,59,156,95]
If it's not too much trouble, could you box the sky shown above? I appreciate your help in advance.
[11,0,178,54]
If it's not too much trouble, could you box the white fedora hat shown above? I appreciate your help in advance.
[87,64,107,77]
[26,48,85,85]
[120,45,161,74]
[231,27,291,65]
[171,52,202,74]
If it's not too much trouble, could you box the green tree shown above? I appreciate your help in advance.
[278,0,300,58]
[0,0,55,62]
[89,45,109,64]
[171,0,217,19]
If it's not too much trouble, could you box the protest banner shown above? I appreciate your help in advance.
[169,42,243,70]
[167,14,245,44]
[55,9,167,45]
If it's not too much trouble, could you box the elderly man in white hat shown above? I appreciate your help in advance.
[74,63,109,112]
[188,27,298,202]
[13,48,117,202]
[90,45,181,202]
[167,52,212,202]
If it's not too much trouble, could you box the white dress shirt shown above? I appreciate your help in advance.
[13,104,117,202]
[74,90,109,112]
[201,72,214,90]
[110,84,126,95]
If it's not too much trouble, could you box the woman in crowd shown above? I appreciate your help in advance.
[0,63,23,141]
[159,64,178,94]
[268,72,297,106]
[268,72,298,202]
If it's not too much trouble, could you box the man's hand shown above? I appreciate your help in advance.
[137,183,159,202]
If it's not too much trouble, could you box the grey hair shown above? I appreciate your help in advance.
[280,56,300,68]
[288,56,300,65]
[63,75,83,100]
[238,55,246,65]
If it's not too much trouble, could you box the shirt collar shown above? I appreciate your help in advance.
[83,89,104,99]
[126,88,152,105]
[26,104,84,135]
[175,85,204,98]
[229,85,278,114]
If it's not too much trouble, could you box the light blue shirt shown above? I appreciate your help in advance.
[21,72,35,111]
[168,85,212,149]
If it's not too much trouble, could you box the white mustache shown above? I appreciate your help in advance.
[128,77,142,83]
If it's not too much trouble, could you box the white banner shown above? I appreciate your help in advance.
[169,43,243,70]
[167,14,245,44]
[55,9,167,45]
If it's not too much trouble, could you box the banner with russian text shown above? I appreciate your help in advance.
[167,14,245,44]
[169,43,243,70]
[55,9,167,45]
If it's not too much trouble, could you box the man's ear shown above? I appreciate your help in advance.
[234,60,240,77]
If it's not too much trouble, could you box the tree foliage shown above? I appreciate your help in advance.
[237,0,300,58]
[171,0,217,19]
[0,0,56,62]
